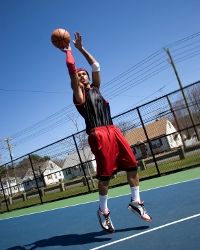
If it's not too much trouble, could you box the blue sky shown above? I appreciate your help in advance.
[0,0,200,163]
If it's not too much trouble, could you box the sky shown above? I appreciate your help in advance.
[0,0,200,164]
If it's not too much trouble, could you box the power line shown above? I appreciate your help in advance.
[170,39,200,53]
[11,105,75,139]
[102,50,167,96]
[101,49,163,88]
[165,31,200,48]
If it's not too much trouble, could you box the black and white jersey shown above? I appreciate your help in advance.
[74,86,113,134]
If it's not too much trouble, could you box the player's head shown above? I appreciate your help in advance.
[76,68,90,85]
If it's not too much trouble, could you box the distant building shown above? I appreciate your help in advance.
[22,160,64,190]
[62,147,96,179]
[43,161,64,185]
[124,119,183,159]
[0,177,24,196]
[0,160,64,195]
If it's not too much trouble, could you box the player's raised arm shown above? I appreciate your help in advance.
[51,28,84,104]
[73,32,101,88]
[65,44,84,104]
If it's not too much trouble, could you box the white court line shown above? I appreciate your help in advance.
[0,176,200,221]
[89,213,200,250]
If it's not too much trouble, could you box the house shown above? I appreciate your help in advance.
[62,147,96,179]
[42,161,64,186]
[124,119,183,159]
[0,160,65,195]
[22,169,44,191]
[22,160,64,190]
[0,177,24,196]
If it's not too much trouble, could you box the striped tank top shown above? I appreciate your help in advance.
[74,86,113,134]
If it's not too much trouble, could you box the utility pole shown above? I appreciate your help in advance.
[165,48,199,141]
[4,138,14,163]
[4,138,15,196]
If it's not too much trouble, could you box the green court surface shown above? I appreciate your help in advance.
[1,167,200,220]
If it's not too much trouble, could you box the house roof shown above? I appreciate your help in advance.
[63,147,94,169]
[22,160,60,180]
[124,119,168,145]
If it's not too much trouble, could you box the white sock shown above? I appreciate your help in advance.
[99,195,109,214]
[130,186,140,202]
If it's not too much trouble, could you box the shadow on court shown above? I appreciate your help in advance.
[6,226,149,250]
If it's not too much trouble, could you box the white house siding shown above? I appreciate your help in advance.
[43,170,64,185]
[0,179,25,195]
[166,121,183,148]
[62,148,97,179]
[21,160,64,191]
[43,162,64,186]
[63,160,97,180]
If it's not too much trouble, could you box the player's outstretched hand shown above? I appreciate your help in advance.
[73,32,83,50]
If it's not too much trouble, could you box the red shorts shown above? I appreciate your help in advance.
[88,125,137,179]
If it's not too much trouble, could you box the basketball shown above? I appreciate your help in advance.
[51,28,71,49]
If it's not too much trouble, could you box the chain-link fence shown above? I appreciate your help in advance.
[1,81,200,213]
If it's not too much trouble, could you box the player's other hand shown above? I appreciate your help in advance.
[73,32,83,50]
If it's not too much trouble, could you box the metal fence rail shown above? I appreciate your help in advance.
[0,80,200,213]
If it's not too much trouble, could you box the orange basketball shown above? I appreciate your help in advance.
[51,28,71,49]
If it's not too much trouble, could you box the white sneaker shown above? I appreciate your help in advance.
[97,208,115,233]
[128,200,152,222]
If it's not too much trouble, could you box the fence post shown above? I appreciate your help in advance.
[72,134,91,192]
[0,176,9,212]
[28,154,43,204]
[178,146,185,160]
[165,48,199,141]
[138,159,146,170]
[136,107,161,176]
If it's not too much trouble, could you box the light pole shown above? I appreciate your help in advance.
[4,138,14,163]
[165,48,199,141]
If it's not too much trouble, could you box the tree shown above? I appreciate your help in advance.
[188,84,200,125]
[116,120,136,135]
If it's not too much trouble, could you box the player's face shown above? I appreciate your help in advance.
[77,71,89,85]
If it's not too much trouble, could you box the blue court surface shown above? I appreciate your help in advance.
[1,178,200,250]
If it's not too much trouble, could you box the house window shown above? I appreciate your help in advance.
[47,175,52,179]
[151,138,163,149]
[67,169,71,175]
[174,133,178,140]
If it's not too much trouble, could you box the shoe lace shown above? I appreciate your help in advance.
[105,214,112,227]
[139,202,148,214]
